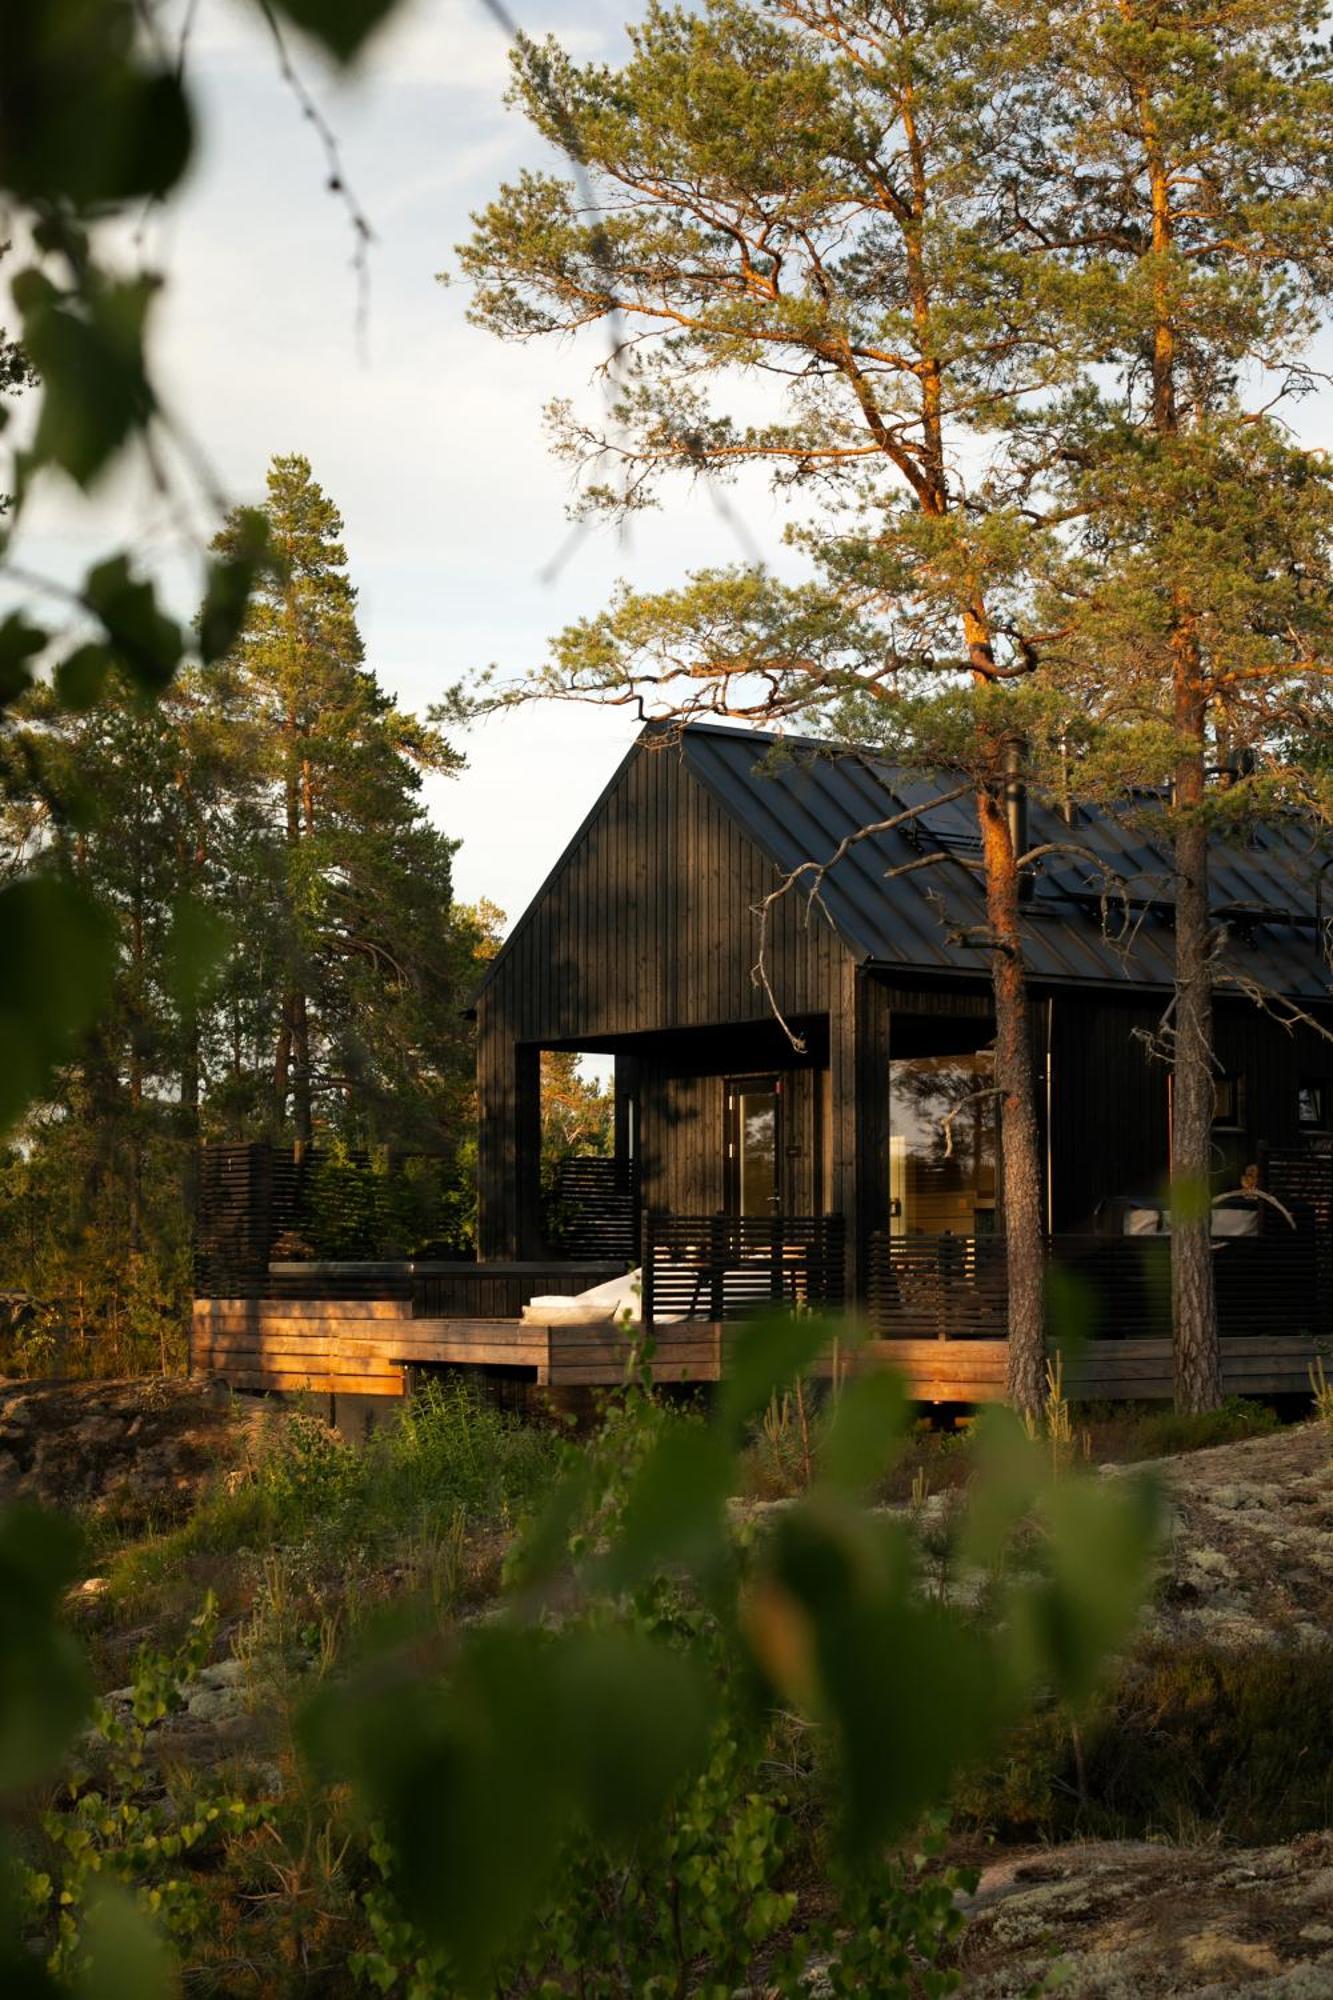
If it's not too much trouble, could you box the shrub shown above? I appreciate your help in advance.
[954,1642,1333,1845]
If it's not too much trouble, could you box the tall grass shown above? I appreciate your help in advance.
[101,1381,561,1634]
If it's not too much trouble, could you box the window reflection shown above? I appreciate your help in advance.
[729,1082,780,1216]
[889,1052,997,1235]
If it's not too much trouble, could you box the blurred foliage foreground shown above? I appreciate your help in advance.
[0,1318,1159,1996]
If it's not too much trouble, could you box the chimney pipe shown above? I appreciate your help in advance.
[1004,736,1033,903]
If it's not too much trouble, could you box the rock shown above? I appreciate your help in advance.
[74,1414,128,1450]
[197,1659,245,1689]
[183,1684,245,1725]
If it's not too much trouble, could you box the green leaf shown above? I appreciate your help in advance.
[956,1407,1045,1570]
[15,270,158,490]
[817,1370,908,1495]
[0,3,192,206]
[266,0,405,64]
[1012,1472,1161,1710]
[762,1503,1003,1857]
[73,1882,173,2000]
[198,511,268,663]
[546,1626,711,1842]
[0,613,47,707]
[53,642,113,713]
[83,555,183,690]
[718,1310,831,1438]
[596,1422,732,1592]
[0,876,118,1134]
[303,1621,711,1988]
[0,1504,92,1794]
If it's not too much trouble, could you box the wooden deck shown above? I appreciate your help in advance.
[191,1300,1322,1404]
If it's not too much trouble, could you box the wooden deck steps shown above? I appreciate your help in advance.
[192,1300,1322,1404]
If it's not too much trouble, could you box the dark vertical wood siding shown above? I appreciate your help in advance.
[477,738,846,1045]
[635,1063,824,1219]
[1049,994,1170,1229]
[829,964,893,1301]
[1047,992,1333,1230]
[476,740,853,1254]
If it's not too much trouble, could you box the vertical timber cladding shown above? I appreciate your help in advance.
[474,734,851,1258]
[1043,991,1333,1232]
[1046,992,1169,1231]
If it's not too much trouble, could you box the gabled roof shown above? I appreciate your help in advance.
[677,723,1333,1001]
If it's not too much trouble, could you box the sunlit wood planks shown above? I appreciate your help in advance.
[192,1300,1322,1404]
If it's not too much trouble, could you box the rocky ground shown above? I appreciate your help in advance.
[959,1835,1333,1997]
[1137,1423,1333,1651]
[0,1373,250,1523]
[7,1377,1333,1994]
[959,1425,1333,1996]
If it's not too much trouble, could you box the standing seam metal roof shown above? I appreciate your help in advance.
[678,723,1333,1002]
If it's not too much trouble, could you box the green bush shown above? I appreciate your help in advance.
[1128,1396,1279,1458]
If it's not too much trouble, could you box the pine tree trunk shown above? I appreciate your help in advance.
[1171,808,1222,1412]
[979,791,1046,1418]
[274,1002,293,1134]
[180,1021,200,1245]
[292,988,313,1146]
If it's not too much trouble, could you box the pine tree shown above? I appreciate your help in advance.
[1017,0,1333,1409]
[459,0,1076,1408]
[212,453,466,1147]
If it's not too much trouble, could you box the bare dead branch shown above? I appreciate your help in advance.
[748,785,973,1048]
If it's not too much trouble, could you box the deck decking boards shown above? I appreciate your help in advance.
[191,1299,1322,1403]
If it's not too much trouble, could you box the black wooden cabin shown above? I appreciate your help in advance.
[473,722,1333,1320]
[191,721,1333,1416]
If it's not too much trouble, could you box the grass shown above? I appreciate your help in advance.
[85,1381,561,1675]
[739,1389,1284,1505]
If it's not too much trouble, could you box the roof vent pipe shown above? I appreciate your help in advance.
[1003,736,1033,903]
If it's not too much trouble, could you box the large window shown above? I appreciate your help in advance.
[888,1051,997,1236]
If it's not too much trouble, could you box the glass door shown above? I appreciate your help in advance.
[888,1051,997,1235]
[726,1077,782,1216]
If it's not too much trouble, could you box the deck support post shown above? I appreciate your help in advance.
[828,965,892,1311]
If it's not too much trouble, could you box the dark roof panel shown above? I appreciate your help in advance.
[678,723,1333,1002]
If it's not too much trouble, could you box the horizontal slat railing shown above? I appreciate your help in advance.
[868,1234,1009,1341]
[867,1231,1329,1343]
[544,1156,641,1263]
[643,1214,845,1325]
[411,1261,627,1320]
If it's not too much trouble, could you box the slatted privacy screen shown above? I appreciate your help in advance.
[643,1214,845,1324]
[545,1156,641,1263]
[195,1142,472,1295]
[868,1230,1330,1343]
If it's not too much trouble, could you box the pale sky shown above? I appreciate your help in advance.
[11,0,786,932]
[14,0,1332,945]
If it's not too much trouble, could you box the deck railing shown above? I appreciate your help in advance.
[643,1213,846,1325]
[867,1230,1329,1343]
